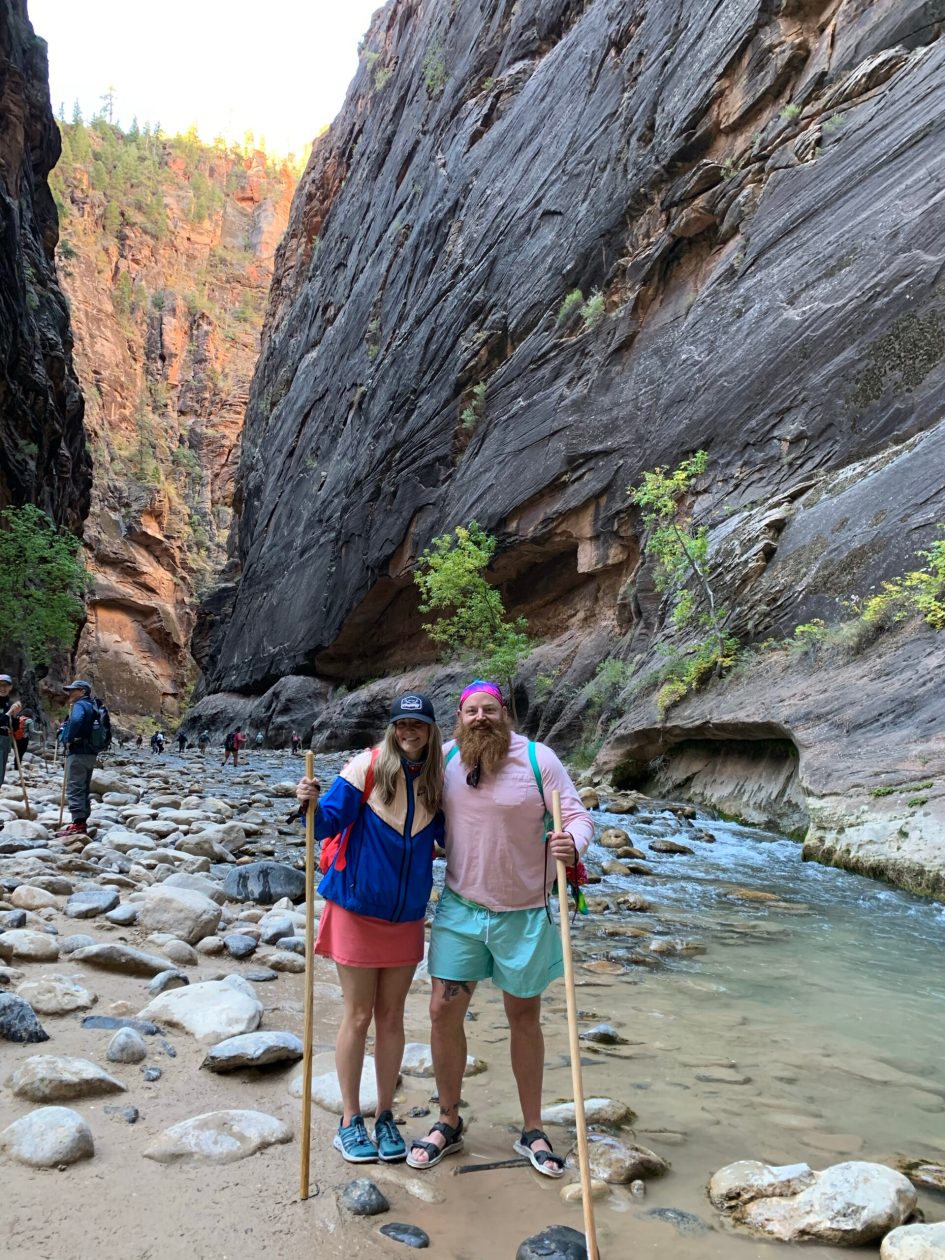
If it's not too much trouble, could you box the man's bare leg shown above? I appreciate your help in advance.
[504,990,555,1160]
[409,977,476,1162]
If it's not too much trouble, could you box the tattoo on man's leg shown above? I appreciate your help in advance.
[441,980,473,1001]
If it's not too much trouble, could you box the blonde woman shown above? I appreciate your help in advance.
[296,693,444,1163]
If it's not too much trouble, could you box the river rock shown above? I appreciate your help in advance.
[580,1023,626,1045]
[222,861,305,904]
[8,1054,125,1102]
[136,885,222,944]
[579,788,599,809]
[105,903,139,926]
[708,1161,818,1210]
[142,1109,292,1164]
[106,1028,148,1064]
[59,933,97,954]
[258,913,296,944]
[161,872,227,904]
[542,1098,636,1127]
[224,933,258,959]
[560,1179,609,1203]
[201,1030,303,1072]
[379,1224,429,1249]
[342,1178,390,1216]
[1,819,50,842]
[716,1159,917,1244]
[91,769,131,795]
[289,1051,379,1115]
[16,976,96,1015]
[881,1222,945,1259]
[0,929,59,961]
[894,1160,945,1193]
[69,943,172,976]
[616,892,653,912]
[10,885,59,911]
[266,949,305,973]
[0,1106,94,1168]
[649,839,695,855]
[161,939,199,967]
[64,888,121,919]
[138,975,262,1044]
[569,1134,669,1184]
[400,1042,485,1077]
[598,827,630,849]
[0,909,27,930]
[516,1225,590,1259]
[147,969,189,995]
[644,1208,711,1235]
[0,992,50,1042]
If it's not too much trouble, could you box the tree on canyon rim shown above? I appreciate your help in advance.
[0,505,91,668]
[414,521,530,720]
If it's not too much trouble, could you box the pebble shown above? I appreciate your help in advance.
[103,1104,140,1124]
[143,1066,162,1081]
[0,992,50,1043]
[378,1223,429,1249]
[560,1179,609,1203]
[342,1178,390,1216]
[106,1027,148,1063]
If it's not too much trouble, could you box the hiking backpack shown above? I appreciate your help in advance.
[89,698,112,752]
[318,747,380,874]
[224,731,235,752]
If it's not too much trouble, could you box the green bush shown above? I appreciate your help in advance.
[422,40,448,96]
[556,288,584,327]
[580,291,605,330]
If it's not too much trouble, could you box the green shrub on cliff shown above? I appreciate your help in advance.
[0,505,91,666]
[862,529,945,630]
[415,520,530,717]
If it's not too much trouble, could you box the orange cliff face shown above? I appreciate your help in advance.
[51,121,296,722]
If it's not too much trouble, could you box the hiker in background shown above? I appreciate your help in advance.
[291,731,301,755]
[406,680,592,1177]
[295,693,444,1165]
[223,726,245,767]
[156,731,166,754]
[150,731,160,754]
[58,680,102,840]
[14,708,35,762]
[198,728,210,753]
[177,730,187,754]
[0,673,22,786]
[135,733,143,750]
[255,730,264,749]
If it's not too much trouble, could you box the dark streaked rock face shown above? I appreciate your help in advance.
[0,1,89,530]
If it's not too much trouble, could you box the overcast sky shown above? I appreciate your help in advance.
[29,0,383,159]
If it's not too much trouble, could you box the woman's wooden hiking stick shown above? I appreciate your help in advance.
[552,788,599,1260]
[299,749,317,1200]
[10,730,30,818]
[58,759,67,828]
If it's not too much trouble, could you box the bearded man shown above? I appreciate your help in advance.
[406,680,593,1177]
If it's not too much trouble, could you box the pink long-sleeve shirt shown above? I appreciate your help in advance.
[441,732,594,912]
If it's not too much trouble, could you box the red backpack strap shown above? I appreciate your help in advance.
[335,746,381,870]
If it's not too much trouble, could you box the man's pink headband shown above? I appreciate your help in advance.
[458,680,504,709]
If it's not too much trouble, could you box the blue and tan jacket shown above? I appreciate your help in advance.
[316,746,444,923]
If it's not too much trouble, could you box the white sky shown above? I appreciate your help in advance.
[28,0,383,160]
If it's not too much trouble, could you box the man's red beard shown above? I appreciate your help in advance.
[453,714,513,776]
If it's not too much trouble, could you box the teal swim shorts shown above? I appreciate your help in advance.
[428,887,564,998]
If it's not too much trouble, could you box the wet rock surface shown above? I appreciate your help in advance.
[342,1178,390,1216]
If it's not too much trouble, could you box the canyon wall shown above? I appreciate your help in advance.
[193,0,945,893]
[49,122,294,722]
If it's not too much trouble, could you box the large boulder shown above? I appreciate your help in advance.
[1,1106,94,1168]
[136,885,222,944]
[138,976,262,1045]
[881,1222,945,1259]
[222,861,306,904]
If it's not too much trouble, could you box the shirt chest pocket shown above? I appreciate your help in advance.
[493,769,537,808]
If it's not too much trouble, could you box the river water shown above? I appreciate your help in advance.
[251,755,945,1253]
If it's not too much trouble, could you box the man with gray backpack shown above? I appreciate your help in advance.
[57,680,111,839]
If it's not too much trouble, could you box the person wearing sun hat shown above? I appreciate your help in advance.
[295,692,445,1165]
[406,679,593,1177]
[0,672,22,788]
[58,679,98,839]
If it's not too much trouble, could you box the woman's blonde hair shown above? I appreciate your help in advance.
[373,722,444,813]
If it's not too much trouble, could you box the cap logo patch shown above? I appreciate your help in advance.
[400,696,423,710]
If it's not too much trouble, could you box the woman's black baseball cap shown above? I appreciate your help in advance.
[389,693,436,726]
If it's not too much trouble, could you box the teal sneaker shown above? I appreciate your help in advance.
[373,1109,407,1163]
[333,1114,377,1163]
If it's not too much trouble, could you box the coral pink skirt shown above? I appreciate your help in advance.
[315,900,424,969]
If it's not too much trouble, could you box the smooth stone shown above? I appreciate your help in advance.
[895,1160,945,1193]
[244,968,278,981]
[137,885,222,945]
[147,970,189,995]
[143,1066,162,1081]
[274,936,305,954]
[8,1054,125,1102]
[560,1179,609,1202]
[201,1030,303,1073]
[401,1042,486,1077]
[289,1052,379,1115]
[648,839,695,855]
[103,1104,140,1124]
[0,992,50,1043]
[644,1208,710,1235]
[16,976,96,1015]
[0,819,51,841]
[106,1027,148,1064]
[81,1015,163,1035]
[59,934,97,954]
[223,933,257,959]
[69,943,172,977]
[0,1106,94,1168]
[162,939,199,967]
[105,903,139,926]
[598,827,630,849]
[378,1223,429,1249]
[11,885,60,911]
[65,889,120,919]
[516,1225,589,1259]
[138,976,263,1044]
[142,1109,292,1164]
[0,909,27,930]
[579,1023,625,1046]
[342,1178,390,1216]
[258,914,295,945]
[0,929,59,961]
[265,949,305,973]
[195,936,225,955]
[222,861,305,904]
[881,1222,945,1259]
[542,1098,636,1127]
[161,872,227,905]
[567,1135,669,1184]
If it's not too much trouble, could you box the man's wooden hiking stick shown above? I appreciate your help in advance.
[299,749,317,1200]
[57,759,67,828]
[552,789,599,1260]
